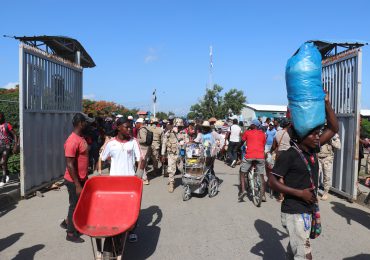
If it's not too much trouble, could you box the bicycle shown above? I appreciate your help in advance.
[241,161,263,207]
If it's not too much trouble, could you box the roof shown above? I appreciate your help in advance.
[308,40,367,58]
[361,110,370,117]
[14,35,95,68]
[246,104,287,112]
[137,111,148,115]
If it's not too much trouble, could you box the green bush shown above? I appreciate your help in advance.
[0,87,20,175]
[8,153,20,175]
[361,118,370,138]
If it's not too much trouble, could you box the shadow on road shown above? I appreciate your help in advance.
[0,203,16,218]
[343,254,370,260]
[250,219,288,260]
[330,201,370,229]
[0,232,23,252]
[13,244,45,260]
[124,205,162,259]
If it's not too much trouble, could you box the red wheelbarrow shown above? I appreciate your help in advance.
[73,176,143,260]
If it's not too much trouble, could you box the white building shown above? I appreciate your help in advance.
[241,104,287,123]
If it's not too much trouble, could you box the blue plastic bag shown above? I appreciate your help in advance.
[285,42,326,138]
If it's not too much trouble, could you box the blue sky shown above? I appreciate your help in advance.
[1,0,370,115]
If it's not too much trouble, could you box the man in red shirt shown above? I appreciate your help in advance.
[62,113,94,243]
[239,119,266,201]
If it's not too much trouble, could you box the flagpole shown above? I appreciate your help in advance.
[154,101,156,118]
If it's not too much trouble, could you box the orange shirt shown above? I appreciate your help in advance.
[242,129,266,159]
[64,132,89,182]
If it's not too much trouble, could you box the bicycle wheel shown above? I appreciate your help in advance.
[208,178,218,198]
[183,185,191,201]
[252,173,262,207]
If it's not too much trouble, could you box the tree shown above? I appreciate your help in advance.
[82,99,138,118]
[223,88,247,115]
[187,84,247,119]
[155,111,168,119]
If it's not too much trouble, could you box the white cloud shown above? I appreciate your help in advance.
[83,94,96,100]
[144,47,159,63]
[1,82,18,89]
[273,75,284,81]
[145,55,158,63]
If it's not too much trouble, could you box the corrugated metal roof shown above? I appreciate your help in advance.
[137,111,148,115]
[307,40,366,58]
[246,104,287,112]
[14,35,95,68]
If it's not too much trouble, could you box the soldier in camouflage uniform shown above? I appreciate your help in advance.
[161,118,189,193]
[149,118,163,174]
[318,133,341,201]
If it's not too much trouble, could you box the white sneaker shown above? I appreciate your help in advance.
[230,160,236,167]
[96,252,102,260]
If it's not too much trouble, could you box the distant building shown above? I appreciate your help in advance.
[361,109,370,119]
[241,104,287,122]
[137,111,149,118]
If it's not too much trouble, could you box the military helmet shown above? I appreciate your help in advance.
[175,118,184,127]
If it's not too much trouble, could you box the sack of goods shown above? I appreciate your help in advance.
[285,42,326,138]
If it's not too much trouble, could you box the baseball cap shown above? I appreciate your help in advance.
[128,115,133,120]
[269,122,274,126]
[73,113,94,126]
[251,119,261,127]
[168,115,174,120]
[116,114,123,118]
[136,118,144,123]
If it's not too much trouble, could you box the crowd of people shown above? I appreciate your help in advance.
[61,96,344,259]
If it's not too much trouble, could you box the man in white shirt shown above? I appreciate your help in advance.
[227,119,242,168]
[100,119,142,176]
[99,117,141,247]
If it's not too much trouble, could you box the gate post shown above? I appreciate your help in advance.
[19,45,26,197]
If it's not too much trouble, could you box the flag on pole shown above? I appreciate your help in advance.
[209,45,213,68]
[153,89,157,103]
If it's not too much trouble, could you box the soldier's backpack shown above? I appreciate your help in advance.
[144,127,154,146]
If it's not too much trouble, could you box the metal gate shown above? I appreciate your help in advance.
[322,48,362,199]
[19,44,83,197]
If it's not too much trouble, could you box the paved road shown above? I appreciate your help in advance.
[1,160,370,260]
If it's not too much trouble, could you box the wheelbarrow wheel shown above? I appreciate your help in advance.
[102,251,112,260]
[183,185,191,201]
[208,178,218,198]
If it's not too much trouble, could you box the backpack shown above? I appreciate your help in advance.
[0,123,13,144]
[144,127,154,146]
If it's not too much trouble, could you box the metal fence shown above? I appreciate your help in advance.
[322,49,362,199]
[19,44,82,197]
